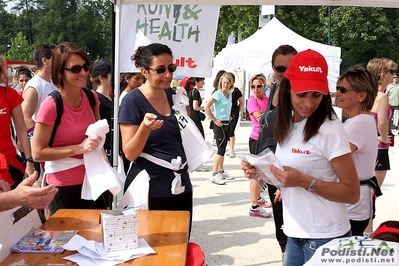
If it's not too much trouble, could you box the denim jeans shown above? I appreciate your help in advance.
[283,231,351,266]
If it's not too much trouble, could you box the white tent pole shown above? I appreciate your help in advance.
[112,0,121,210]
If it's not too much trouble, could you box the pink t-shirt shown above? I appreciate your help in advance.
[246,95,268,140]
[36,89,99,186]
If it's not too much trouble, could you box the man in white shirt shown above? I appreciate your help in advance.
[21,43,56,139]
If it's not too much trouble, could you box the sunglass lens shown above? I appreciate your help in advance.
[274,65,287,73]
[155,67,166,74]
[70,65,83,74]
[168,65,177,73]
[336,86,347,93]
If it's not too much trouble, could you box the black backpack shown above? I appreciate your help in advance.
[48,87,95,147]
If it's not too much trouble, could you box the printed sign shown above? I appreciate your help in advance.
[119,4,220,77]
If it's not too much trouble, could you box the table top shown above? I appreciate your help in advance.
[1,209,190,265]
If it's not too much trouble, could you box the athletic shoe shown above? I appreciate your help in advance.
[220,171,234,180]
[229,150,236,158]
[257,197,272,208]
[249,206,272,218]
[196,165,210,172]
[210,174,225,185]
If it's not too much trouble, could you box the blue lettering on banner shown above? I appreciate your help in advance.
[135,4,202,43]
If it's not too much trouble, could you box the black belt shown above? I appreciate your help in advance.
[360,176,382,197]
[220,120,230,124]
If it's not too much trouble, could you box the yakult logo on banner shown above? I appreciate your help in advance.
[119,4,220,77]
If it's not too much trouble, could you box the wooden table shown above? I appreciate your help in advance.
[1,209,190,265]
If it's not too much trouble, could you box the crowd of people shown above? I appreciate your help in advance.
[1,40,399,265]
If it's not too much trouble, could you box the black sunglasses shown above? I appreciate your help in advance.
[273,65,287,73]
[336,86,354,94]
[251,84,263,89]
[394,76,398,79]
[64,63,91,74]
[148,65,177,74]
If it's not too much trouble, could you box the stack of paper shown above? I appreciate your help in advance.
[62,234,155,266]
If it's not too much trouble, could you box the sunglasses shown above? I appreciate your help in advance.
[336,86,354,94]
[273,65,287,73]
[251,84,263,89]
[148,65,177,74]
[64,63,91,74]
[394,76,398,79]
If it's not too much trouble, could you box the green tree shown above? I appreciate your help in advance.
[33,0,112,61]
[10,0,43,45]
[5,31,33,61]
[0,0,17,56]
[214,5,259,55]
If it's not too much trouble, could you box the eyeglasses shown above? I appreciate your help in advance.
[394,76,398,79]
[148,65,177,74]
[336,86,354,94]
[251,84,263,89]
[273,65,287,73]
[64,63,91,74]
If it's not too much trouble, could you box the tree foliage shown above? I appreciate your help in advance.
[214,5,259,55]
[1,2,399,74]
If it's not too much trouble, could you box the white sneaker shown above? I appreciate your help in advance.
[211,174,225,185]
[220,171,234,180]
[229,150,236,158]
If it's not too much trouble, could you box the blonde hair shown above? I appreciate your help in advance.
[218,72,235,90]
[367,58,397,84]
[250,73,267,86]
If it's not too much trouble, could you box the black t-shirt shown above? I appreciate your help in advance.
[231,87,242,115]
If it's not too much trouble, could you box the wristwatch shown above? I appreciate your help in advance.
[25,157,35,163]
[306,178,317,192]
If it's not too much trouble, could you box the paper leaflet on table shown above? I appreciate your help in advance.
[81,119,124,201]
[239,148,283,189]
[63,234,155,265]
[117,169,149,210]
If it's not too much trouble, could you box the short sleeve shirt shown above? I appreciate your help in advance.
[118,88,191,197]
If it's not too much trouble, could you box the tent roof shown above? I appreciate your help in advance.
[213,18,341,92]
[110,0,399,8]
[217,17,340,59]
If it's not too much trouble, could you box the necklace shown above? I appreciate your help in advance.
[64,94,81,107]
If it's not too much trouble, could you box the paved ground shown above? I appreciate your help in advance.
[189,120,399,266]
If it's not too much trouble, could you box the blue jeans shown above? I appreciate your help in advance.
[283,231,351,266]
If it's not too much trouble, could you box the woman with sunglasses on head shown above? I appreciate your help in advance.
[32,42,107,215]
[243,50,360,266]
[335,66,379,236]
[119,70,144,106]
[205,72,235,185]
[13,66,33,96]
[365,58,398,235]
[255,44,297,256]
[246,73,272,218]
[119,43,194,237]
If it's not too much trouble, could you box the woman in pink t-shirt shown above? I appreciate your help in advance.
[32,42,107,215]
[246,73,271,219]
